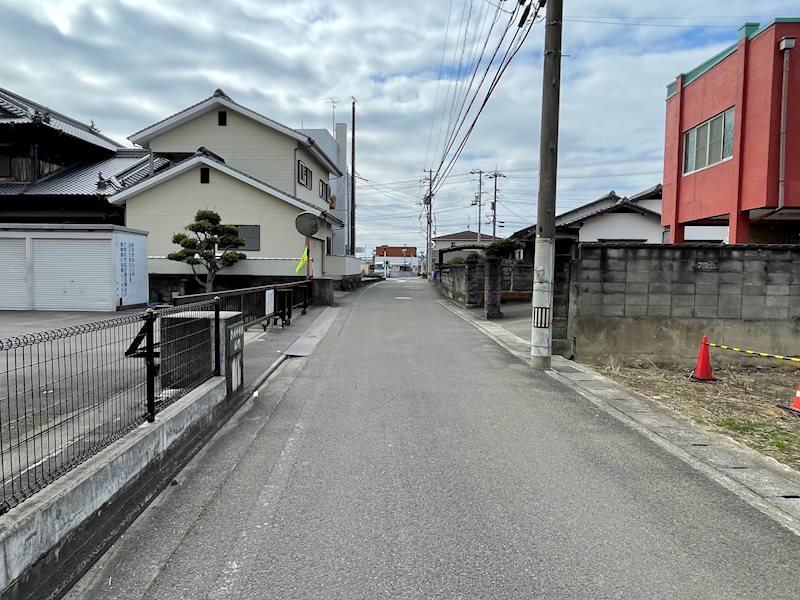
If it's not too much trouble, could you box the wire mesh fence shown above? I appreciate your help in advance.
[0,300,219,514]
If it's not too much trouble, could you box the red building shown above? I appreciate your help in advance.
[663,19,800,243]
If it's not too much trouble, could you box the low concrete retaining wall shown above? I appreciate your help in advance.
[2,377,227,600]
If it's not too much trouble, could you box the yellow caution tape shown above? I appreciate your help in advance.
[706,342,800,363]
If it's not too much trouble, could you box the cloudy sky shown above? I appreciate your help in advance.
[2,0,798,256]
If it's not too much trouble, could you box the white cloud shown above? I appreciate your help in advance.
[2,0,798,254]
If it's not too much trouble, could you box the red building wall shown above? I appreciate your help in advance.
[663,21,800,243]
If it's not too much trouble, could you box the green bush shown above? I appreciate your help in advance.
[484,238,521,259]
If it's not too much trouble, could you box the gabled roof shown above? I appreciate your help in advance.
[0,87,123,151]
[128,89,343,177]
[511,185,664,240]
[108,149,344,227]
[433,230,501,242]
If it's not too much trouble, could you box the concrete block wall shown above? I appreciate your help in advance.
[570,244,800,365]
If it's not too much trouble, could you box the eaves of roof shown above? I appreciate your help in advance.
[0,87,123,151]
[128,90,342,177]
[21,152,163,196]
[108,153,341,226]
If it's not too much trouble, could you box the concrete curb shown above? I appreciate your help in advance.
[437,298,800,537]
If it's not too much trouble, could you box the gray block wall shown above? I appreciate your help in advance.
[570,244,800,365]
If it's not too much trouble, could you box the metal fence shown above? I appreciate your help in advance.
[0,300,220,514]
[173,281,312,330]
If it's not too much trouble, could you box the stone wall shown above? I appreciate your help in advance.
[570,244,800,365]
[439,262,534,307]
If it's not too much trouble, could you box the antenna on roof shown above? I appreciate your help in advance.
[327,97,340,131]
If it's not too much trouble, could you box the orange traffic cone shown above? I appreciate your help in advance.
[690,335,714,381]
[779,384,800,416]
[790,385,800,413]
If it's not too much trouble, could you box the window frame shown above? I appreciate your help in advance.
[683,108,735,175]
[297,160,312,189]
[234,224,261,251]
[319,180,330,201]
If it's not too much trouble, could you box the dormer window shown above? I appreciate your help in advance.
[218,111,227,126]
[297,160,312,189]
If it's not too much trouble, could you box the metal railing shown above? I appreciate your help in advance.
[173,281,312,330]
[0,300,220,514]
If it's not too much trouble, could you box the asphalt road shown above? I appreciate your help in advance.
[67,278,799,599]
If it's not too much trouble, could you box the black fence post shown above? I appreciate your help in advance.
[144,308,156,423]
[214,296,221,376]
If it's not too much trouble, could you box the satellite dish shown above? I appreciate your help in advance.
[295,212,321,237]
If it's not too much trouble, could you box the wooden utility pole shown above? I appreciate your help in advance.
[530,0,563,369]
[350,98,356,255]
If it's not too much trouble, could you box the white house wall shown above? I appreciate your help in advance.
[294,145,332,212]
[578,213,663,243]
[124,164,325,275]
[146,110,297,193]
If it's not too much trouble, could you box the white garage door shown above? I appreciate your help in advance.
[0,238,31,310]
[33,239,112,311]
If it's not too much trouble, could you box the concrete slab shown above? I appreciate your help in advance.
[0,310,141,339]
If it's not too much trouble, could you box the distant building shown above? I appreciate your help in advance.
[433,230,501,264]
[511,185,728,262]
[373,245,419,275]
[663,19,800,243]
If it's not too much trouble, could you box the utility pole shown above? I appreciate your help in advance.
[424,170,433,276]
[350,98,356,255]
[469,169,484,242]
[488,169,505,239]
[531,0,563,369]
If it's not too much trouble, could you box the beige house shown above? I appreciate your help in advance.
[114,89,345,286]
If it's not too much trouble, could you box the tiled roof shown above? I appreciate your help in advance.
[0,184,28,195]
[106,149,344,227]
[0,150,168,197]
[0,87,123,151]
[433,230,501,242]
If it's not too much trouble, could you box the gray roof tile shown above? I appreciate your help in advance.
[0,87,123,151]
[0,150,168,197]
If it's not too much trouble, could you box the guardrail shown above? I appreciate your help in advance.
[173,281,312,330]
[0,300,220,514]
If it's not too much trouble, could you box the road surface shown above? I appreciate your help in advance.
[67,278,799,599]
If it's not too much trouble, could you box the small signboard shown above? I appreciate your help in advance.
[227,322,244,357]
[265,289,275,317]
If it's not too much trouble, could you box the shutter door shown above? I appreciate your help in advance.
[0,238,31,309]
[33,239,112,311]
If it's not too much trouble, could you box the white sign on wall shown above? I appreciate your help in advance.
[113,232,148,306]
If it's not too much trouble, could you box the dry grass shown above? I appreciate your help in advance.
[599,358,800,471]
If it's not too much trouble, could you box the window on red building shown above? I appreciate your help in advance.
[683,108,735,174]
